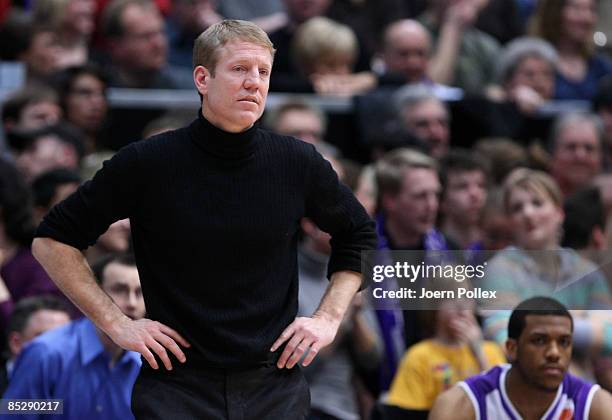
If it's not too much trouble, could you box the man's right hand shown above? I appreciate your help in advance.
[108,317,191,370]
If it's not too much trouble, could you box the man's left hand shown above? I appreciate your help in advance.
[270,315,340,369]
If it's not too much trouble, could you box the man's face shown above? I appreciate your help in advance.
[115,4,167,72]
[442,170,487,225]
[383,22,430,83]
[102,262,145,320]
[11,309,70,357]
[507,56,555,100]
[384,167,440,238]
[197,40,272,132]
[15,136,78,182]
[551,120,602,192]
[66,73,107,133]
[18,101,62,130]
[402,99,450,158]
[507,315,572,392]
[275,109,324,144]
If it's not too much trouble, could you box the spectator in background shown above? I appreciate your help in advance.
[548,111,603,197]
[265,100,339,156]
[101,0,191,89]
[291,17,376,96]
[30,169,81,226]
[0,296,70,395]
[32,0,97,69]
[562,185,607,253]
[418,0,500,94]
[8,124,84,183]
[394,85,451,158]
[53,64,109,155]
[386,288,505,414]
[269,0,372,92]
[373,149,452,389]
[530,0,612,100]
[3,253,144,420]
[166,0,222,69]
[492,37,558,115]
[298,157,382,420]
[380,19,432,86]
[1,86,62,134]
[438,149,489,251]
[0,161,67,311]
[0,10,63,83]
[593,75,612,170]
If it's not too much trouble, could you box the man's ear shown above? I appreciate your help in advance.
[505,338,517,362]
[590,226,606,250]
[194,65,211,97]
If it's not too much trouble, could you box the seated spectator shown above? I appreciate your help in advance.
[265,100,339,156]
[8,124,85,183]
[529,0,612,100]
[32,0,97,69]
[0,295,70,395]
[298,203,382,419]
[393,85,451,158]
[492,37,558,115]
[166,0,222,69]
[292,17,376,96]
[0,161,69,311]
[418,0,500,94]
[268,0,371,93]
[52,64,110,155]
[373,149,453,389]
[379,19,431,86]
[1,86,62,133]
[100,0,192,89]
[0,10,63,83]
[377,18,461,101]
[31,169,81,225]
[438,149,489,251]
[430,297,612,420]
[593,75,612,170]
[548,111,603,197]
[386,290,505,413]
[3,253,144,419]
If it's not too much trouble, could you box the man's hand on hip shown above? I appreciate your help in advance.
[270,314,340,369]
[109,317,191,370]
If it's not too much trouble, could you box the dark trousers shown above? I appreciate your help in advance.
[132,361,310,420]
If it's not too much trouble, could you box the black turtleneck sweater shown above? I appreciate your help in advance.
[36,113,377,369]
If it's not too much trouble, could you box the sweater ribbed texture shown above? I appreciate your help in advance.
[36,113,377,369]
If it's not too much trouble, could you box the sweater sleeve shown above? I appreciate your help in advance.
[304,147,377,286]
[35,144,142,250]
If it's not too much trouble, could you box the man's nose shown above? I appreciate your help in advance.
[545,341,561,360]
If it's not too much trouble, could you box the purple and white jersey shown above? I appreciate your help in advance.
[458,364,599,420]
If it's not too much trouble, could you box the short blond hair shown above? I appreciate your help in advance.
[193,19,275,74]
[502,168,562,213]
[292,17,358,74]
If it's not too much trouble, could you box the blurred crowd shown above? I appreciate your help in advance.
[3,0,612,419]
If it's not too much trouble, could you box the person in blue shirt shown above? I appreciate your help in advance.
[2,253,145,420]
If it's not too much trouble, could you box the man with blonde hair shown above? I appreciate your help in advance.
[32,19,376,419]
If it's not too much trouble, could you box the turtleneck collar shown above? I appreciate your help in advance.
[190,109,259,160]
